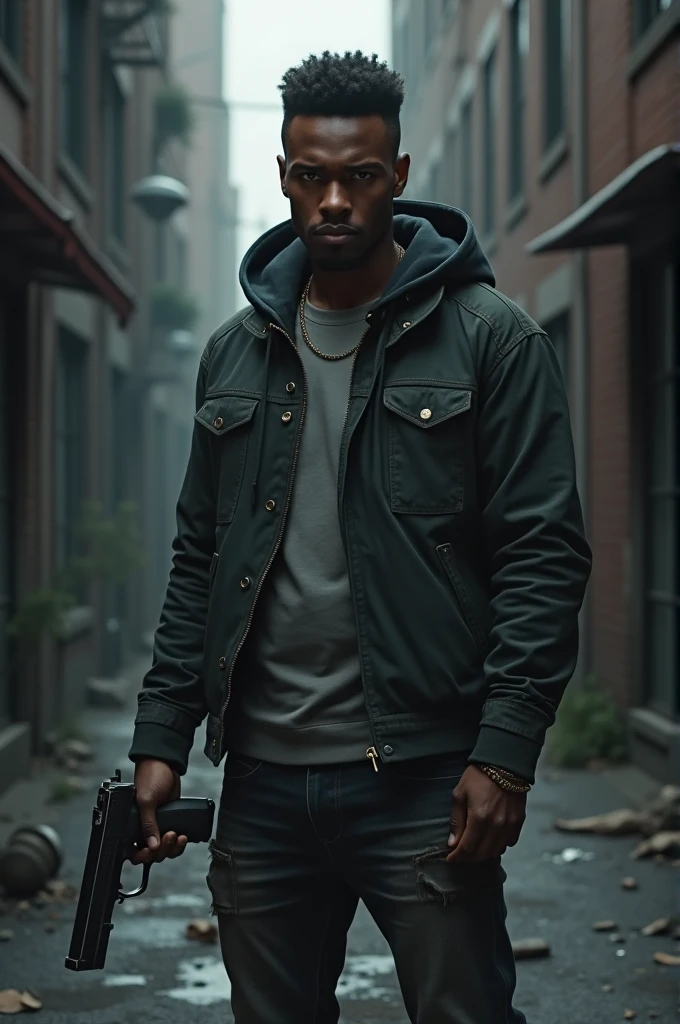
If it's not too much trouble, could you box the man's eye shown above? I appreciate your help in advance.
[354,171,374,180]
[301,172,320,181]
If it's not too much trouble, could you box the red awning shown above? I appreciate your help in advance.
[0,143,135,326]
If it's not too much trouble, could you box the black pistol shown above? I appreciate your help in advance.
[65,769,214,972]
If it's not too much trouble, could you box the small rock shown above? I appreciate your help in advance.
[16,901,29,912]
[632,832,680,860]
[623,1012,636,1021]
[609,933,627,943]
[593,920,617,931]
[511,938,550,959]
[641,917,671,937]
[621,877,638,890]
[186,919,218,944]
[0,930,13,942]
[653,951,680,966]
[602,983,614,992]
[44,923,56,934]
[647,1011,660,1019]
[20,990,42,1011]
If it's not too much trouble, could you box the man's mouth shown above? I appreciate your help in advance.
[313,226,358,246]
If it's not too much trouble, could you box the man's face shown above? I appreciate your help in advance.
[278,115,410,271]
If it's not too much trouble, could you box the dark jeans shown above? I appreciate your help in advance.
[207,750,527,1024]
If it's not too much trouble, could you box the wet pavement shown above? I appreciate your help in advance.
[0,662,677,1023]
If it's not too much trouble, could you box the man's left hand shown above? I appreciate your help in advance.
[446,764,527,862]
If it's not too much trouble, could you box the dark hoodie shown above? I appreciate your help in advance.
[129,200,591,785]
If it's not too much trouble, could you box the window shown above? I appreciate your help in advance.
[643,259,679,717]
[0,323,11,727]
[634,0,673,40]
[0,0,21,62]
[544,0,569,149]
[482,48,497,236]
[56,328,87,570]
[59,0,87,171]
[460,97,473,217]
[508,0,529,201]
[106,70,126,242]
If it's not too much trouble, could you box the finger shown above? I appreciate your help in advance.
[447,813,484,862]
[168,835,188,859]
[448,788,467,849]
[137,798,161,852]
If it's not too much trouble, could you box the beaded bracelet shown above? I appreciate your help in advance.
[477,763,531,793]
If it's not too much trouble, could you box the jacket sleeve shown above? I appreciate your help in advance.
[128,351,215,775]
[468,330,592,784]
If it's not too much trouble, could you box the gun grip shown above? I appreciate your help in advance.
[127,797,214,845]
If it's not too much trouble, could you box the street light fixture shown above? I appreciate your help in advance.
[129,174,190,221]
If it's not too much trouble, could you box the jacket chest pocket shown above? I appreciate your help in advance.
[195,395,259,524]
[384,384,472,514]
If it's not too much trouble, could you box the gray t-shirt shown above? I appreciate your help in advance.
[226,297,375,764]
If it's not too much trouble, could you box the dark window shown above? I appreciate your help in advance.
[0,0,22,62]
[0,314,11,727]
[643,258,679,717]
[509,0,529,201]
[482,48,497,236]
[107,71,126,242]
[59,0,87,171]
[544,0,568,149]
[460,98,473,218]
[56,328,87,570]
[634,0,673,40]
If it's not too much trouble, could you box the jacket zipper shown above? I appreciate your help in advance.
[337,327,383,775]
[216,323,308,744]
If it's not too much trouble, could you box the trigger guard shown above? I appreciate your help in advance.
[117,861,151,903]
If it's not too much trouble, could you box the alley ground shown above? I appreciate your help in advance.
[0,659,677,1024]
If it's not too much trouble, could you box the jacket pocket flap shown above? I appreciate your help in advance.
[195,395,259,436]
[383,385,472,428]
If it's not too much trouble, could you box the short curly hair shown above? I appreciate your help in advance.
[279,51,405,160]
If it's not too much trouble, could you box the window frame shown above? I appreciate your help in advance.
[59,0,88,174]
[0,0,22,64]
[55,327,87,575]
[460,96,473,219]
[543,0,569,152]
[482,46,498,238]
[508,0,529,203]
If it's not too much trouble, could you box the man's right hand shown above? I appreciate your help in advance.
[130,758,188,865]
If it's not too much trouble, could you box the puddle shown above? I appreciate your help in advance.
[164,956,231,1006]
[103,975,148,987]
[337,955,396,1001]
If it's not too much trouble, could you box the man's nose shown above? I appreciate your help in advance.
[319,182,351,219]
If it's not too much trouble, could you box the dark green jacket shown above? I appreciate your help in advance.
[129,201,592,784]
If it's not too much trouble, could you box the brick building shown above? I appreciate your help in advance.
[392,0,679,781]
[0,0,236,796]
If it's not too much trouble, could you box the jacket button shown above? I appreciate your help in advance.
[218,657,226,670]
[281,411,292,423]
[240,577,251,589]
[420,408,432,421]
[214,416,224,428]
[286,382,296,393]
[384,745,394,756]
[265,499,276,511]
[402,321,412,329]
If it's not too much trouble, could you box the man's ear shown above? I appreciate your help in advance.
[277,155,288,197]
[393,153,411,198]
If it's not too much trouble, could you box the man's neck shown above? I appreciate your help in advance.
[308,235,401,311]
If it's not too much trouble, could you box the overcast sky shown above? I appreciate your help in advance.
[224,0,391,307]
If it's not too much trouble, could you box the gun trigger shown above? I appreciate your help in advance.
[117,862,152,902]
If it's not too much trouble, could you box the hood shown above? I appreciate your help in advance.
[239,200,495,335]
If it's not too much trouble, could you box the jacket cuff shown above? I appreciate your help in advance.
[128,722,194,776]
[469,724,543,785]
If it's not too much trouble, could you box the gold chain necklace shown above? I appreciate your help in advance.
[299,243,406,361]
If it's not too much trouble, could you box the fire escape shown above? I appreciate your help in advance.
[101,0,167,68]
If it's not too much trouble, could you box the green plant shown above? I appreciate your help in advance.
[48,777,83,804]
[548,674,628,767]
[154,82,195,151]
[57,716,88,744]
[150,283,199,331]
[6,587,75,644]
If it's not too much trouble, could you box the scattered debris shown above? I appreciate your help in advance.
[647,1010,660,1018]
[42,880,77,903]
[186,919,218,944]
[0,989,42,1014]
[554,786,680,838]
[58,738,92,762]
[593,920,617,931]
[547,847,595,864]
[623,1011,636,1020]
[511,938,550,959]
[653,951,680,967]
[615,949,627,957]
[641,918,671,937]
[609,933,627,943]
[47,776,84,803]
[602,983,614,992]
[0,930,13,942]
[621,877,638,890]
[632,832,680,860]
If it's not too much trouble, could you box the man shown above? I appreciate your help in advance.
[129,51,592,1023]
